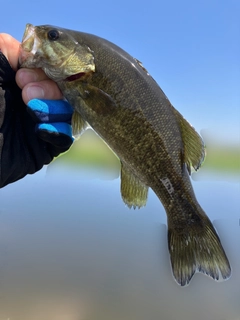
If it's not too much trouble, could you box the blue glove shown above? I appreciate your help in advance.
[27,99,74,149]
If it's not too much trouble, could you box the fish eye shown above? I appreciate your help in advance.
[47,29,60,41]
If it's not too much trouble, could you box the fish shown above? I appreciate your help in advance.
[19,24,231,286]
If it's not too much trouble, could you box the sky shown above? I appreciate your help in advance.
[1,0,239,145]
[0,2,239,314]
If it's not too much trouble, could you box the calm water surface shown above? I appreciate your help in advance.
[0,163,239,320]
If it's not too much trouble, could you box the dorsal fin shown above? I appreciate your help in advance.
[173,109,206,174]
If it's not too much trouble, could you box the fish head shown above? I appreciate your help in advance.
[19,24,95,81]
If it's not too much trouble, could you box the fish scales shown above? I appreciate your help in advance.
[59,31,184,178]
[19,24,231,286]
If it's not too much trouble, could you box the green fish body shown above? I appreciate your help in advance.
[19,24,231,286]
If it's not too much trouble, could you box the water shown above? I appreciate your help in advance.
[0,163,239,320]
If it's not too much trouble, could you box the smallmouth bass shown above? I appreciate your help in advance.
[19,24,231,286]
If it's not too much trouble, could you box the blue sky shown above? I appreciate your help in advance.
[1,0,239,145]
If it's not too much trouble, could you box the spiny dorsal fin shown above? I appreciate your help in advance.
[120,162,148,209]
[173,109,206,174]
[134,58,150,74]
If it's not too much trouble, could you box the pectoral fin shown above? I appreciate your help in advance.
[173,109,206,174]
[120,163,148,209]
[80,83,117,116]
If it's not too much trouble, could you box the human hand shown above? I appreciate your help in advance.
[0,33,19,70]
[0,33,74,187]
[16,68,74,148]
[0,33,73,146]
[0,33,64,101]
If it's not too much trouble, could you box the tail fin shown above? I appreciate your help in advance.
[167,204,231,286]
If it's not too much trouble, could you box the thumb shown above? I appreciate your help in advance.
[0,33,20,70]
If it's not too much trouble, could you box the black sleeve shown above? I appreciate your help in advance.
[0,52,68,188]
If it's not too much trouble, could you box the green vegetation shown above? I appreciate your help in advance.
[55,130,120,170]
[204,145,240,173]
[55,130,240,175]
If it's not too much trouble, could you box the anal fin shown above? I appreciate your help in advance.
[120,163,148,209]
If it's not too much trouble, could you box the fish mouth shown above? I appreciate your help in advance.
[19,24,41,67]
[19,24,95,82]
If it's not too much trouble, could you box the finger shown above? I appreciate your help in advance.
[37,122,73,138]
[21,80,64,104]
[0,33,20,71]
[36,123,73,150]
[27,99,73,123]
[16,68,51,88]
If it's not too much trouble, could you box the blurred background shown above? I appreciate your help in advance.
[1,0,239,319]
